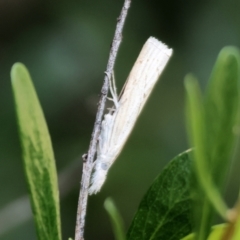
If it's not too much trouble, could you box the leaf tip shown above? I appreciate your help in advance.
[184,73,198,92]
[219,46,240,66]
[11,62,28,84]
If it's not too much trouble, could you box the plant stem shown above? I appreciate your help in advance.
[74,1,131,240]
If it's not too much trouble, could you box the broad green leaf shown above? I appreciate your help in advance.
[126,150,193,240]
[104,197,125,240]
[181,224,228,240]
[11,63,61,240]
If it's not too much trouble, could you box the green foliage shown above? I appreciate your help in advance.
[104,197,126,240]
[123,46,240,240]
[182,224,228,240]
[11,63,62,240]
[9,46,240,240]
[126,150,193,240]
[185,47,240,239]
[232,211,240,240]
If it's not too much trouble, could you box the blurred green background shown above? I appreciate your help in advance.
[1,0,240,239]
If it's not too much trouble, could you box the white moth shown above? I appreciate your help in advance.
[89,37,173,195]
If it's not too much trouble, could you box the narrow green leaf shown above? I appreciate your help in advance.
[126,150,193,240]
[203,47,240,240]
[204,47,240,187]
[185,74,228,240]
[185,74,228,213]
[104,198,125,240]
[184,47,240,240]
[11,63,61,240]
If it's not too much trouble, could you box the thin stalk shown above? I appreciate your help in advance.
[74,1,131,240]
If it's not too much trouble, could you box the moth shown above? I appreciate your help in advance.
[89,37,173,195]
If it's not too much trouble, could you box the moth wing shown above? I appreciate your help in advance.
[108,37,173,161]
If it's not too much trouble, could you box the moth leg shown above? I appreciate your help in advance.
[96,113,114,160]
[111,71,118,101]
[105,71,119,109]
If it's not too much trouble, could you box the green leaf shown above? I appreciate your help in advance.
[204,47,240,187]
[126,150,193,240]
[232,219,240,240]
[203,47,240,239]
[230,202,240,240]
[11,63,61,240]
[184,47,240,240]
[104,197,125,240]
[181,224,228,240]
[184,75,228,240]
